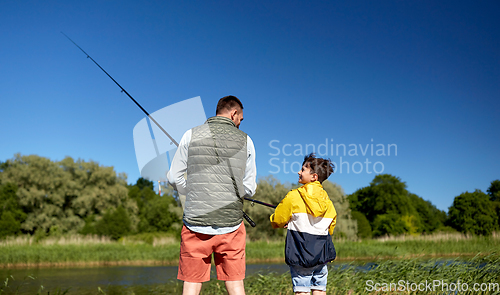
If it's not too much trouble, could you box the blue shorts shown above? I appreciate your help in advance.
[289,264,328,293]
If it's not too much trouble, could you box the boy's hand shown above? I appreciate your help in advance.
[284,224,288,229]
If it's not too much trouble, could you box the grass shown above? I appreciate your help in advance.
[0,275,70,295]
[326,254,500,295]
[336,235,500,260]
[0,243,180,267]
[1,232,499,267]
[248,232,500,264]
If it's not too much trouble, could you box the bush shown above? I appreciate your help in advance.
[0,211,21,238]
[447,190,498,236]
[0,182,26,237]
[351,211,372,239]
[95,206,132,240]
[79,215,97,235]
[372,214,408,237]
[140,195,181,234]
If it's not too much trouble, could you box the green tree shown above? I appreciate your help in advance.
[487,180,500,228]
[372,213,409,237]
[322,181,357,240]
[348,175,418,234]
[348,174,445,237]
[135,177,154,191]
[487,180,500,202]
[0,182,26,237]
[128,178,182,234]
[447,190,498,236]
[492,201,500,229]
[409,193,446,233]
[79,215,97,235]
[0,154,138,235]
[140,195,182,233]
[364,175,416,220]
[58,156,138,227]
[0,211,21,238]
[243,176,290,240]
[351,211,372,239]
[128,178,157,213]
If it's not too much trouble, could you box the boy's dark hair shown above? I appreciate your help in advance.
[216,95,244,115]
[302,153,335,183]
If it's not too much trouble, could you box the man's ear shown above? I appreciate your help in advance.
[230,109,238,119]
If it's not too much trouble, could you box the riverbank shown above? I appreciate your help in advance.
[1,233,499,268]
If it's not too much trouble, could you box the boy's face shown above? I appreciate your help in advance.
[298,164,318,184]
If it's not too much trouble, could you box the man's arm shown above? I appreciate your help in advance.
[243,135,257,198]
[167,129,191,196]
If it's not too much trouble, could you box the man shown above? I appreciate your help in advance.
[168,95,257,295]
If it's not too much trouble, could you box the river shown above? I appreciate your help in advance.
[0,263,290,294]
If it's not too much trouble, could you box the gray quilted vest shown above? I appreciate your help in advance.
[184,116,247,227]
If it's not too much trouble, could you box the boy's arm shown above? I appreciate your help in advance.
[269,192,294,228]
[328,204,337,236]
[329,214,337,235]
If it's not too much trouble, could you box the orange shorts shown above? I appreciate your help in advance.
[177,222,246,282]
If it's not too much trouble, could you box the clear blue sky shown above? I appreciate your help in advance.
[1,1,499,212]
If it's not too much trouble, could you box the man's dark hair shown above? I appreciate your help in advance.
[216,95,244,115]
[302,153,335,183]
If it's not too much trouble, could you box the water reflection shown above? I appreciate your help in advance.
[0,263,291,294]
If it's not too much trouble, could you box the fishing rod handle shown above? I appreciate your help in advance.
[242,211,256,227]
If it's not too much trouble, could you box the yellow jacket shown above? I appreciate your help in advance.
[270,181,337,235]
[270,181,337,267]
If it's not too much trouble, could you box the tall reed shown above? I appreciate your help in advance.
[1,233,499,267]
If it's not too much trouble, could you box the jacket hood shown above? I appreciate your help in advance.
[297,181,330,217]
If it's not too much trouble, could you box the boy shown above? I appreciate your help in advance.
[270,153,337,295]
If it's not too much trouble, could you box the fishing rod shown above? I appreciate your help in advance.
[62,33,275,226]
[244,197,276,209]
[61,32,178,147]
